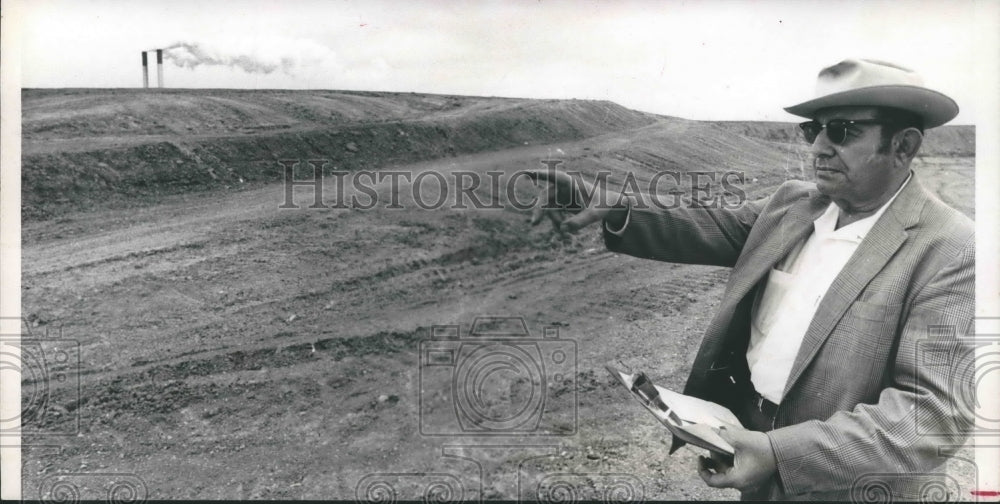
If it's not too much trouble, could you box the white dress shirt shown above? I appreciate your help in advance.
[747,175,911,403]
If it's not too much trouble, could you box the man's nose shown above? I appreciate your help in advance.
[810,128,836,155]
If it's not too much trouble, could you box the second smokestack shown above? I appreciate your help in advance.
[142,51,149,88]
[157,49,164,88]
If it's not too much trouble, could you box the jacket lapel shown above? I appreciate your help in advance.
[724,193,826,306]
[686,190,827,400]
[781,174,927,397]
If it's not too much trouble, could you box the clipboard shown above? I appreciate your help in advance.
[606,365,738,463]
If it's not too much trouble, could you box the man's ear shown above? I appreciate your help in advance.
[894,128,923,163]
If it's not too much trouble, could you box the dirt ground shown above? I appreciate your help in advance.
[18,92,978,500]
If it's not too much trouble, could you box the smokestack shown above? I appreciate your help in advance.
[156,49,164,88]
[142,51,149,88]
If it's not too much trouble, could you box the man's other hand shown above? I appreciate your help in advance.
[697,427,777,492]
[526,168,614,234]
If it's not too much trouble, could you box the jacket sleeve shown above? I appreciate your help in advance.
[765,235,976,495]
[602,196,768,267]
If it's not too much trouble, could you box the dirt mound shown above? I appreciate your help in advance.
[22,90,656,221]
[24,90,976,224]
[22,89,513,138]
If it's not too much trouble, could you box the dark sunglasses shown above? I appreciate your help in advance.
[798,119,894,145]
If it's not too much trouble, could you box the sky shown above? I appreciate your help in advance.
[15,0,995,124]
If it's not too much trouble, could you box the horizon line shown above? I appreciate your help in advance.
[18,87,978,126]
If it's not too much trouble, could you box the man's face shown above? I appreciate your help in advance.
[810,107,899,209]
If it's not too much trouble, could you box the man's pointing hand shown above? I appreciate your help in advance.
[526,168,616,234]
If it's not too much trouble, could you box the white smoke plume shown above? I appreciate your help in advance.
[161,38,334,76]
[152,37,394,86]
[163,42,292,74]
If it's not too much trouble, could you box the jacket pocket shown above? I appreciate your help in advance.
[849,299,903,323]
[837,301,904,358]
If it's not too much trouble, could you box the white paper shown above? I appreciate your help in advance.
[654,385,743,428]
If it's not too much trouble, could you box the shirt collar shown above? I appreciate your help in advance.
[813,172,913,243]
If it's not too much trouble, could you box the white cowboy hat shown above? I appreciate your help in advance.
[784,59,958,129]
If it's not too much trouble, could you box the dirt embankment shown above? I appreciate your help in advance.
[22,89,976,223]
[22,90,656,221]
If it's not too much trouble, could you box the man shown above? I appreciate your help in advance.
[531,59,974,500]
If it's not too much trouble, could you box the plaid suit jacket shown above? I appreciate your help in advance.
[604,172,975,500]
